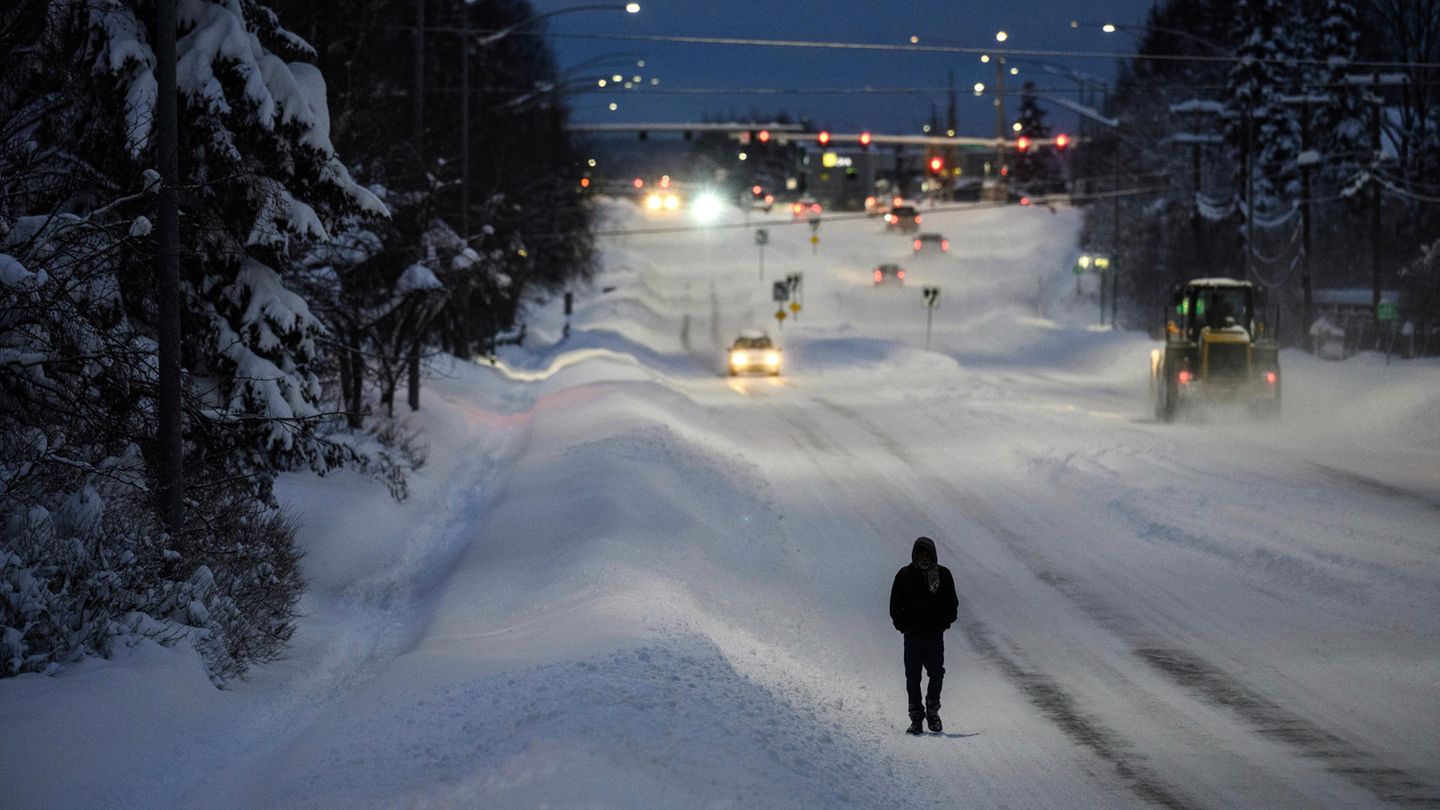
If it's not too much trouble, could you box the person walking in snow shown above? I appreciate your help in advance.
[889,536,959,735]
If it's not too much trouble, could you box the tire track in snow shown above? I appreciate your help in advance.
[812,392,1440,801]
[817,395,1440,807]
[806,396,1199,809]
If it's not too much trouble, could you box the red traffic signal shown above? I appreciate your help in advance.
[1016,136,1032,152]
[859,131,872,148]
[928,156,944,174]
[757,129,771,143]
[632,177,644,189]
[1054,133,1070,150]
[817,130,831,146]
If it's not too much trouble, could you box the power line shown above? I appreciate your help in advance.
[547,31,1440,71]
[589,187,1172,238]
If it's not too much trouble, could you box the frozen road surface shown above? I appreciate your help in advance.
[4,200,1438,808]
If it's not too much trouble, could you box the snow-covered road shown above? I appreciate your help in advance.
[4,200,1437,808]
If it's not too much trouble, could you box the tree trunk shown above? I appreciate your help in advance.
[154,0,184,534]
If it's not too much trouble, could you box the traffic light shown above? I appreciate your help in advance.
[928,155,944,174]
[817,130,831,146]
[1054,133,1070,150]
[1016,135,1031,152]
[757,129,771,144]
[859,131,872,149]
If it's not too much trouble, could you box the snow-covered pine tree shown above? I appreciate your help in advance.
[1014,81,1059,191]
[2,0,388,683]
[90,0,387,502]
[1308,0,1368,179]
[1226,0,1304,218]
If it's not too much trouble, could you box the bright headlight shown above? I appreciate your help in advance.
[764,352,780,366]
[663,194,679,210]
[692,192,723,223]
[645,193,662,210]
[730,351,748,366]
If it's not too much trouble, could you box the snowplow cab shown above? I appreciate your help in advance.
[1150,278,1281,422]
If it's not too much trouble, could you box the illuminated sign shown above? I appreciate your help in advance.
[821,152,853,168]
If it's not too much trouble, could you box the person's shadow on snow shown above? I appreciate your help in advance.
[926,732,980,740]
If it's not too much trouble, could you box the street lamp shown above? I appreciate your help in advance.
[456,3,640,237]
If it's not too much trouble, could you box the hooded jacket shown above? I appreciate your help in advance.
[889,537,959,635]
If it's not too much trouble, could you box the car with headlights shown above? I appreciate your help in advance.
[727,330,782,376]
[884,204,921,232]
[913,232,949,254]
[873,263,906,285]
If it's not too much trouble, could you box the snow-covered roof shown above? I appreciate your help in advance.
[737,328,769,339]
[1314,288,1399,306]
[1186,277,1250,288]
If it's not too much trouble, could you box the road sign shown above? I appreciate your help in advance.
[755,228,769,246]
[775,309,787,322]
[809,234,819,245]
[790,301,801,313]
[773,280,789,301]
[1378,302,1398,321]
[808,219,820,232]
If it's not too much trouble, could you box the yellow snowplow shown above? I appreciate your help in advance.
[1150,278,1281,422]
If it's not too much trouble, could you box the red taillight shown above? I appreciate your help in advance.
[1178,370,1193,384]
[1020,196,1032,206]
[1265,371,1278,385]
[915,215,922,224]
[941,240,949,251]
[874,270,883,282]
[914,240,921,251]
[897,270,905,279]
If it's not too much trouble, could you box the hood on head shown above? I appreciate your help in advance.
[912,536,937,566]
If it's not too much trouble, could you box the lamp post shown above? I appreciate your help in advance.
[458,3,640,239]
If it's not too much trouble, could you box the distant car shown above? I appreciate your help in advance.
[873,263,906,285]
[884,205,920,232]
[913,233,950,254]
[790,196,822,220]
[727,330,782,376]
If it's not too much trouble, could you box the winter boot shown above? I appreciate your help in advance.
[906,705,925,735]
[926,701,942,733]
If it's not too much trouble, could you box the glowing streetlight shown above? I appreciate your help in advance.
[973,82,986,95]
[995,31,1008,43]
[612,74,622,82]
[1012,122,1023,132]
[980,54,991,63]
[625,2,640,12]
[597,79,607,87]
[1010,67,1019,75]
[608,102,618,111]
[1103,23,1116,33]
[910,35,920,44]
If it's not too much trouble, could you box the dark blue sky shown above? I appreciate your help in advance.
[536,0,1162,137]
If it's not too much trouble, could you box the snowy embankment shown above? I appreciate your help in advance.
[3,199,1438,808]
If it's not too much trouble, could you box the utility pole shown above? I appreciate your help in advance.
[409,0,424,411]
[1370,73,1383,326]
[1112,137,1121,327]
[1244,109,1255,286]
[154,0,183,534]
[1299,101,1314,352]
[460,8,470,240]
[994,57,1008,183]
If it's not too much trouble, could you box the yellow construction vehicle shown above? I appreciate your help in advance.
[1150,278,1281,422]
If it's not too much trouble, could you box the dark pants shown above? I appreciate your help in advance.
[903,632,945,718]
